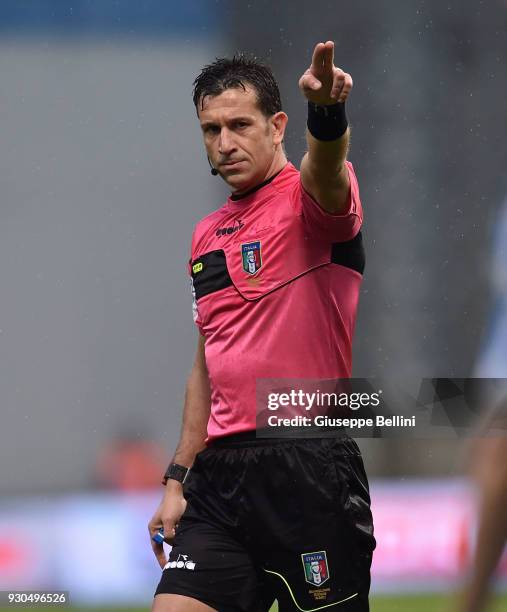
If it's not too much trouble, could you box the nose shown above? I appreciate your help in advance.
[218,128,236,156]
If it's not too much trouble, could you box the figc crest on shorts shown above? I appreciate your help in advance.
[301,550,330,586]
[241,241,262,275]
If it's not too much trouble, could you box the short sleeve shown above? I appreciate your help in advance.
[299,160,363,242]
[188,232,204,332]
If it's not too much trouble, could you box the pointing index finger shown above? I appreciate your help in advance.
[310,42,326,72]
[322,40,334,70]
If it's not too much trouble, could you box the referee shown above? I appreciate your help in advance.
[149,41,375,612]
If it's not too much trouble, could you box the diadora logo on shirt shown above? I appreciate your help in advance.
[164,553,197,571]
[216,219,244,237]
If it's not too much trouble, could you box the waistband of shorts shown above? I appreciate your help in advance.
[207,428,351,449]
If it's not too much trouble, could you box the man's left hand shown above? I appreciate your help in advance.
[299,41,353,105]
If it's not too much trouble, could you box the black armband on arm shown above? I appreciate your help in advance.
[307,101,348,141]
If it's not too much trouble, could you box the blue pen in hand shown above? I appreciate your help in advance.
[152,527,165,544]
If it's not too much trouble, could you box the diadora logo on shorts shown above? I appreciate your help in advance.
[164,553,197,571]
[216,219,244,237]
[301,550,330,586]
[192,262,203,274]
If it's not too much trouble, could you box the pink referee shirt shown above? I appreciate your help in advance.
[189,161,364,440]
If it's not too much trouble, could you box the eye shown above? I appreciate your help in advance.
[235,121,249,129]
[204,125,220,135]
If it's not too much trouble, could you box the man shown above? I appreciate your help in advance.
[149,41,375,611]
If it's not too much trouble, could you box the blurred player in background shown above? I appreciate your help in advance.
[457,398,507,612]
[474,195,507,379]
[458,165,507,609]
[148,41,375,611]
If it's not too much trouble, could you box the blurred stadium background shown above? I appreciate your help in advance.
[1,1,506,609]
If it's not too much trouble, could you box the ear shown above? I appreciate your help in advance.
[270,111,288,146]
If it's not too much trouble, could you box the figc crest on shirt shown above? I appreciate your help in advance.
[301,550,330,586]
[241,241,262,275]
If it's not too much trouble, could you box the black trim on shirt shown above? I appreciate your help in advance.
[191,232,364,303]
[330,231,365,274]
[230,167,285,201]
[191,250,232,300]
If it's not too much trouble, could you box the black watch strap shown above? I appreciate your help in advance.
[162,463,189,486]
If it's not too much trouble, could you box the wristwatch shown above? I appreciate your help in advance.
[162,463,189,486]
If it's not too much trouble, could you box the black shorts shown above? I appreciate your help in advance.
[154,434,375,611]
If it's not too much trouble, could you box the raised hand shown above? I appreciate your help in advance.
[299,41,353,105]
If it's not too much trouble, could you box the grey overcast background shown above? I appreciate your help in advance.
[1,1,507,494]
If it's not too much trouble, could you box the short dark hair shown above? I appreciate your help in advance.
[192,55,282,117]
